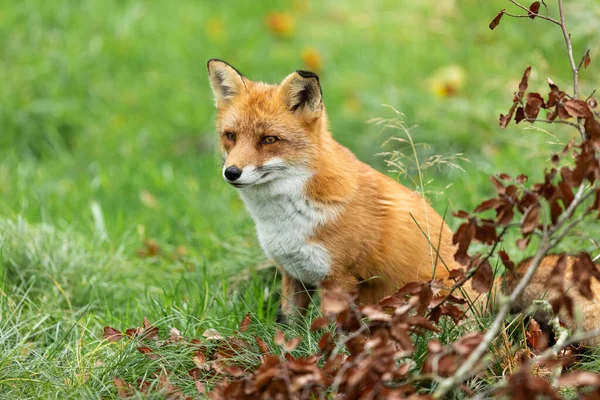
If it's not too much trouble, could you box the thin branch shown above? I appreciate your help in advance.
[538,327,600,359]
[577,49,591,72]
[507,0,560,25]
[556,0,588,140]
[557,0,579,99]
[586,89,596,102]
[523,117,580,128]
[502,11,560,25]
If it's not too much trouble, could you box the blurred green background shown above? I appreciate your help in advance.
[1,0,599,397]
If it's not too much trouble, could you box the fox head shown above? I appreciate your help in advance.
[207,59,326,188]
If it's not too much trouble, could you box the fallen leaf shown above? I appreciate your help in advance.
[274,329,285,346]
[136,346,157,360]
[103,327,124,342]
[255,336,270,354]
[202,328,223,340]
[240,313,251,333]
[284,337,301,352]
[169,327,182,343]
[195,381,206,394]
[114,377,135,398]
[310,317,330,331]
[193,351,207,368]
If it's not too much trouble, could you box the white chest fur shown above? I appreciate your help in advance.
[237,167,337,285]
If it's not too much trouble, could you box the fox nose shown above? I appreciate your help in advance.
[224,166,242,181]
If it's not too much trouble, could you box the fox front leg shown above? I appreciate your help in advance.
[276,269,315,322]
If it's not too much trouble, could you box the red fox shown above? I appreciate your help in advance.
[207,58,474,318]
[206,59,598,339]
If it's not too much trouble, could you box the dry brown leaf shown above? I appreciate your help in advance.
[239,313,251,333]
[489,9,505,30]
[528,1,540,18]
[103,327,124,342]
[471,259,494,294]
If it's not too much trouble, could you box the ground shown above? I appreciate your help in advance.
[1,0,599,398]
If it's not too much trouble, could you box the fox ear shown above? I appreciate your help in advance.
[207,59,246,107]
[280,70,323,121]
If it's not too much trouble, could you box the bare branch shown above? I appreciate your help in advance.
[586,89,596,102]
[502,11,560,25]
[507,0,560,25]
[557,0,579,99]
[522,117,580,128]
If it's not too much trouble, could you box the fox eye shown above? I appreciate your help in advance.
[262,136,279,144]
[224,132,236,141]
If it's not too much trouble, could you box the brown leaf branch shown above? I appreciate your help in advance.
[433,181,593,398]
[428,226,510,319]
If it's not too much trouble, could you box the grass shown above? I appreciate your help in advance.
[1,0,600,398]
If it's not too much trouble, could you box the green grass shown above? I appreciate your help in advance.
[1,0,600,398]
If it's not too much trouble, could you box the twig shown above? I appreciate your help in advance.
[523,117,580,129]
[557,0,579,99]
[502,11,558,24]
[508,0,560,25]
[577,49,591,72]
[536,327,600,361]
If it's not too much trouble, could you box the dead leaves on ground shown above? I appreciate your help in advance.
[102,283,600,399]
[101,281,469,399]
[206,280,466,399]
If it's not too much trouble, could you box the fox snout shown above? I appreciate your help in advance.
[222,163,267,187]
[223,166,242,181]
